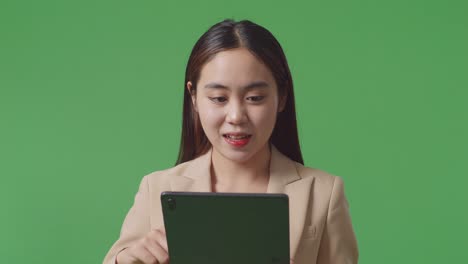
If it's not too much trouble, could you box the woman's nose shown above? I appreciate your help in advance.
[226,101,247,125]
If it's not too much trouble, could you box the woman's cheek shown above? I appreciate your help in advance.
[255,106,277,127]
[199,107,224,131]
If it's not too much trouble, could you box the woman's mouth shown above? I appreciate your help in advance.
[223,133,252,147]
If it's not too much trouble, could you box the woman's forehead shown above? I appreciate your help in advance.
[198,48,275,87]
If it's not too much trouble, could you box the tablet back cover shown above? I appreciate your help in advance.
[161,192,289,264]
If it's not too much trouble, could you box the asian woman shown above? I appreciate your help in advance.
[103,19,358,264]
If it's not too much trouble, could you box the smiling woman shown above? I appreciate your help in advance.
[103,19,358,264]
[188,48,281,169]
[177,20,304,167]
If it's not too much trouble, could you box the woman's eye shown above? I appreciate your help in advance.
[247,96,265,102]
[209,97,227,103]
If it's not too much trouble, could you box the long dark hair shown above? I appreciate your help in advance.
[176,19,303,165]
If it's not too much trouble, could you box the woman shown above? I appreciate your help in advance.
[103,19,358,264]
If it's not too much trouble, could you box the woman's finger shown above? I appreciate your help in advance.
[153,229,168,252]
[130,245,158,264]
[143,235,169,264]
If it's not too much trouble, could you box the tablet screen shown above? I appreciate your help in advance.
[161,191,290,264]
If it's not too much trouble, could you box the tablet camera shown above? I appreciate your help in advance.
[167,198,176,211]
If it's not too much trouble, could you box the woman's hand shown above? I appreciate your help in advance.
[116,228,169,264]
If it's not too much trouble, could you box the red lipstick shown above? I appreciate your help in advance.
[223,133,251,147]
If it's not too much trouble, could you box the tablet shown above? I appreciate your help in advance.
[161,191,290,264]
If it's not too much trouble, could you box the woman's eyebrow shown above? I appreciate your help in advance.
[204,81,270,90]
[204,82,229,89]
[244,81,269,90]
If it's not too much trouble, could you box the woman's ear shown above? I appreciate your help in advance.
[187,81,198,112]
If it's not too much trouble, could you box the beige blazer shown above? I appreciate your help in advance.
[103,146,358,264]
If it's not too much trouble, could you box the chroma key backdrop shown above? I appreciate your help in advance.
[1,0,467,263]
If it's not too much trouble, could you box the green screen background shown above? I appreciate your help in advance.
[1,0,467,263]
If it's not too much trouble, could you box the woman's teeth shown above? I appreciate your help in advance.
[225,135,250,139]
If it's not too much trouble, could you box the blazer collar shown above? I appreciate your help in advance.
[169,148,213,192]
[169,145,302,192]
[267,145,302,193]
[168,145,312,257]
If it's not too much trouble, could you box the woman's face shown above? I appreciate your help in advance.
[188,48,283,164]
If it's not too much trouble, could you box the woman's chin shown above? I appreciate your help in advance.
[214,143,269,165]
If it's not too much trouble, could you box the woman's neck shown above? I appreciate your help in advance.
[210,145,271,193]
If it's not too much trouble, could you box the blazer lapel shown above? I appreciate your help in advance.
[168,146,312,258]
[268,146,314,259]
[169,149,212,192]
